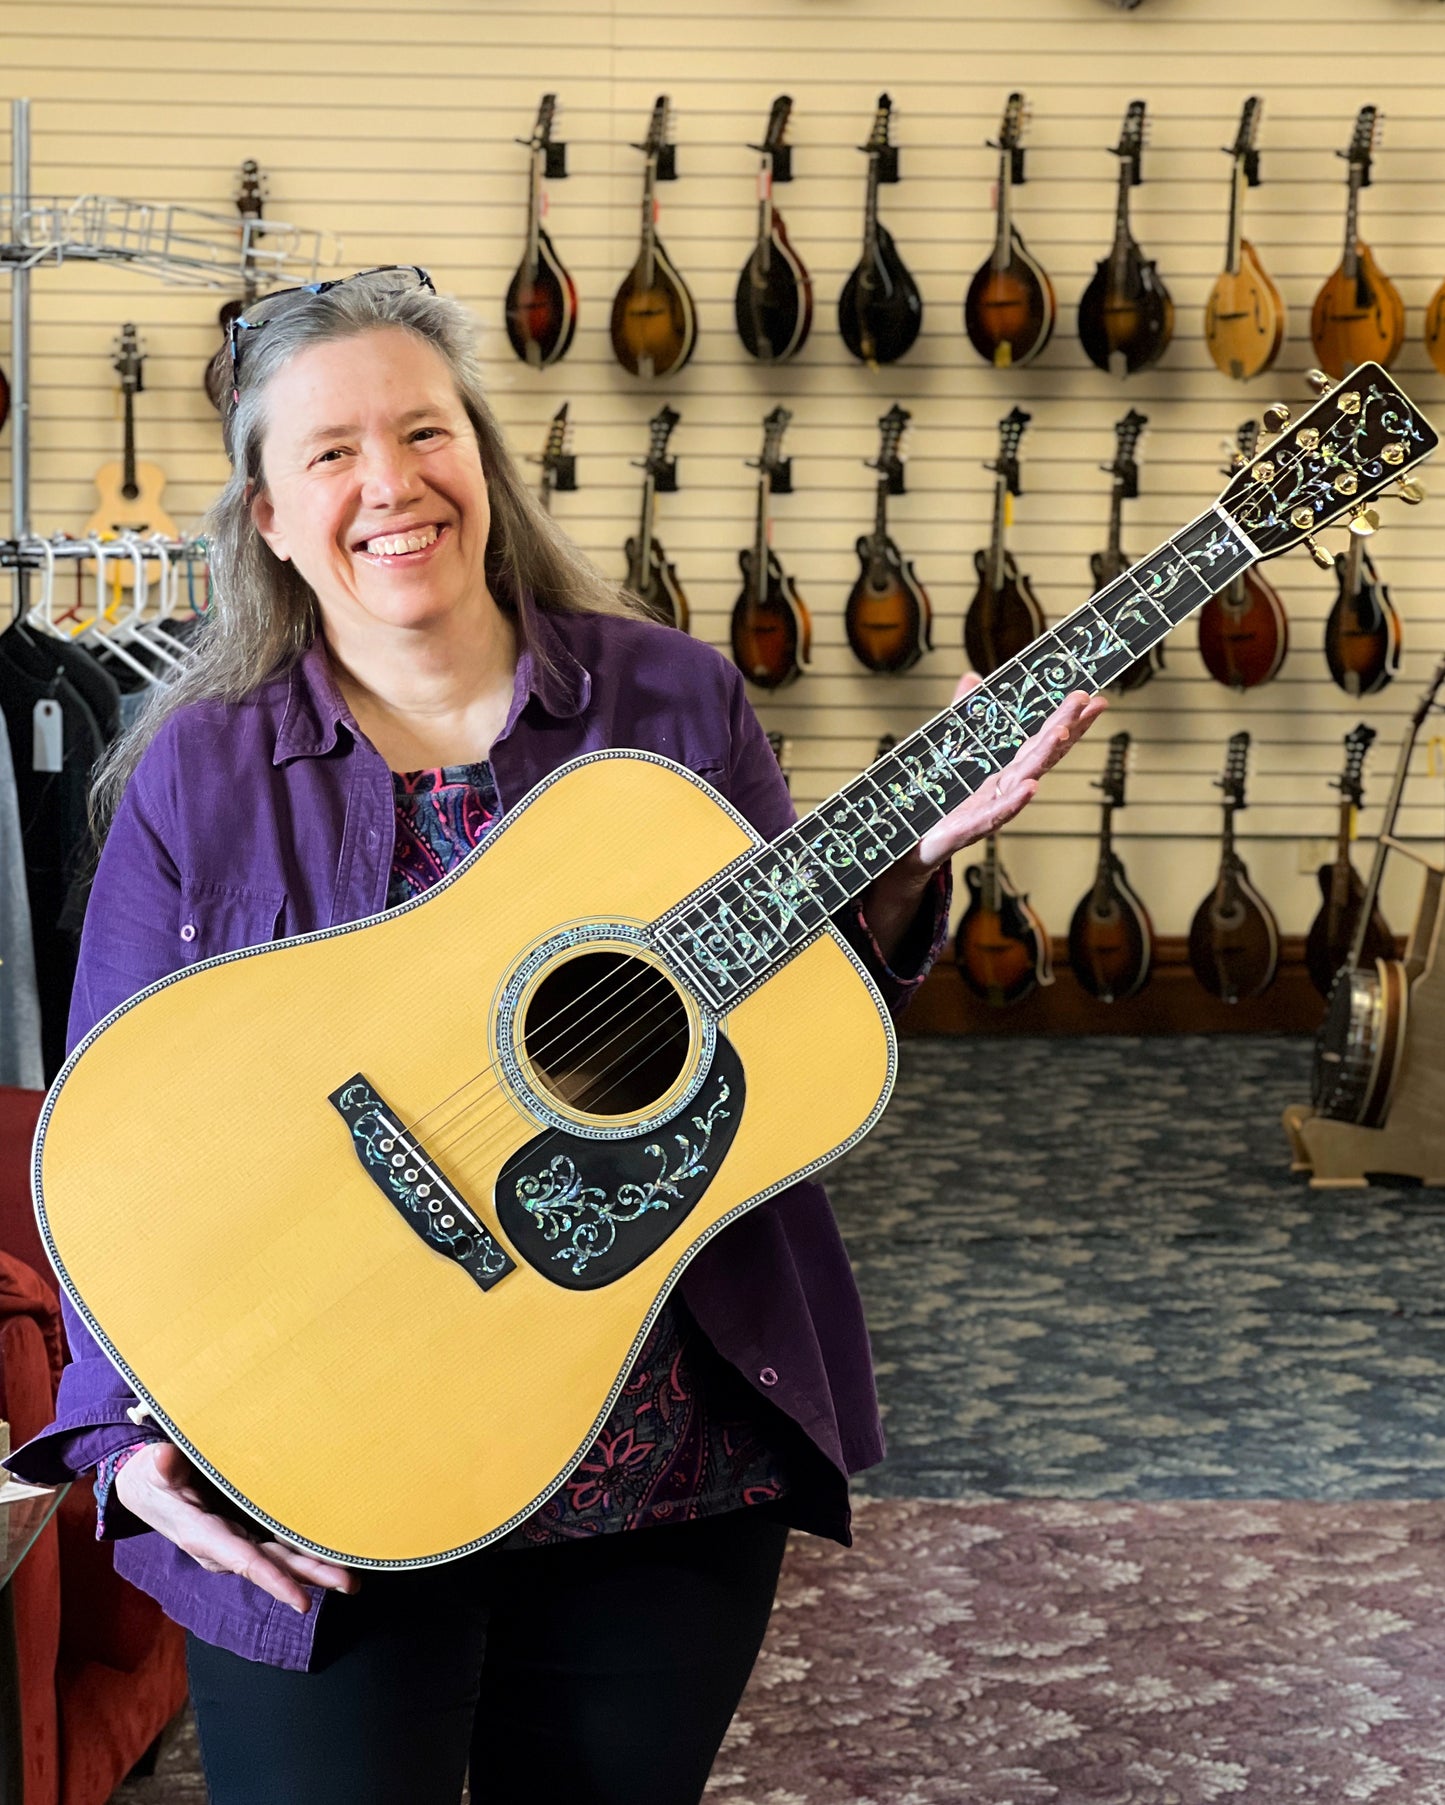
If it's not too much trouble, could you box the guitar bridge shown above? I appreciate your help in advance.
[329,1075,515,1292]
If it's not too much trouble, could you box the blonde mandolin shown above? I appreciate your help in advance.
[1310,106,1405,380]
[84,325,178,586]
[1203,98,1286,382]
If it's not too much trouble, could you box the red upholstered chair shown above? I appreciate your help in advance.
[0,1086,187,1805]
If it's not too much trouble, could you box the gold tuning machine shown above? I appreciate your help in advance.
[1306,369,1333,396]
[1302,535,1335,569]
[1262,403,1291,434]
[1391,478,1426,505]
[1348,505,1381,537]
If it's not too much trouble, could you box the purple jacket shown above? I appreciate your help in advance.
[6,599,949,1669]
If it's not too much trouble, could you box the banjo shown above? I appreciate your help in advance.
[33,365,1436,1568]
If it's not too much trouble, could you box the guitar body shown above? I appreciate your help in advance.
[1077,246,1173,374]
[963,239,1056,369]
[838,225,923,365]
[610,242,697,378]
[83,462,179,586]
[1068,863,1153,1002]
[1325,549,1402,698]
[734,221,813,363]
[1304,862,1394,999]
[731,550,811,690]
[1203,241,1286,380]
[1196,567,1288,690]
[1310,245,1405,380]
[623,535,690,634]
[1187,862,1279,1003]
[34,752,894,1565]
[844,537,931,674]
[964,549,1044,677]
[504,230,579,368]
[1091,549,1163,691]
[954,866,1051,1007]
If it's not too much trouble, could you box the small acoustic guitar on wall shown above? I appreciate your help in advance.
[963,406,1045,678]
[734,96,813,364]
[955,832,1053,1007]
[1304,723,1394,1000]
[623,406,688,633]
[964,92,1055,370]
[611,97,697,379]
[1068,731,1153,1003]
[85,325,179,581]
[838,95,923,367]
[844,404,932,675]
[1188,732,1279,1004]
[1203,97,1286,382]
[1311,106,1404,380]
[504,94,578,370]
[1078,100,1173,377]
[731,406,810,690]
[1196,421,1288,690]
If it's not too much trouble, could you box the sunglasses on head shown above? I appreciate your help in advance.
[227,264,436,400]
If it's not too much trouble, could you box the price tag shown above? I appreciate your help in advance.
[32,699,63,774]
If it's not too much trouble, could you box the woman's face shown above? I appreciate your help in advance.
[249,325,492,636]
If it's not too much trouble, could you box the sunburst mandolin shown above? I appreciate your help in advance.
[1196,421,1288,690]
[844,403,931,674]
[504,94,578,369]
[33,365,1436,1566]
[964,92,1055,370]
[1068,731,1152,1002]
[610,96,697,379]
[1077,100,1173,378]
[1187,732,1279,1004]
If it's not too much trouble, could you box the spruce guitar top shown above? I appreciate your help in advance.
[35,366,1436,1566]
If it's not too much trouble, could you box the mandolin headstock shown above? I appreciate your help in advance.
[1106,408,1147,497]
[1216,364,1437,561]
[235,159,265,221]
[1218,730,1251,811]
[1341,104,1379,187]
[1336,722,1376,807]
[754,404,793,493]
[521,93,567,179]
[1220,418,1260,479]
[861,94,900,183]
[1095,730,1131,809]
[754,95,795,183]
[534,401,576,495]
[872,402,910,492]
[990,405,1031,496]
[637,96,676,182]
[639,404,681,489]
[1115,99,1146,185]
[1229,95,1263,186]
[993,91,1029,185]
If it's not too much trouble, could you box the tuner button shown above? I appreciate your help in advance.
[1381,442,1407,466]
[1306,369,1333,396]
[1348,506,1381,537]
[1251,460,1275,483]
[1262,404,1291,433]
[1333,471,1360,495]
[1295,428,1320,452]
[1303,535,1334,569]
[1337,391,1362,416]
[1393,478,1426,505]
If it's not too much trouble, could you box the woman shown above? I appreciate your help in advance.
[7,268,1105,1803]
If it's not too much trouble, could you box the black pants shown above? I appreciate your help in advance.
[186,1509,790,1805]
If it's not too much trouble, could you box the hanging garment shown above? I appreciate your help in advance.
[0,719,44,1088]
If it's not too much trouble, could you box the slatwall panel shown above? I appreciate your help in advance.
[5,0,1445,940]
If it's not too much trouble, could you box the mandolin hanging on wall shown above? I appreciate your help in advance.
[734,96,813,364]
[531,403,576,515]
[963,92,1056,370]
[610,96,697,379]
[1091,409,1161,692]
[1311,106,1404,379]
[1187,732,1279,1004]
[731,407,811,690]
[623,406,689,633]
[1304,723,1394,1000]
[1324,518,1402,698]
[955,831,1053,1007]
[1196,421,1288,690]
[504,94,578,369]
[1068,731,1153,1003]
[844,404,932,674]
[838,94,923,367]
[1203,97,1286,382]
[1077,100,1173,377]
[963,406,1044,677]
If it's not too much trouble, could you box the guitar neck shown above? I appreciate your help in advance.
[122,387,137,500]
[659,506,1259,1010]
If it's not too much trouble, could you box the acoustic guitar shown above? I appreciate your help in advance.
[1304,723,1394,999]
[838,95,923,367]
[1325,524,1402,698]
[1091,409,1160,692]
[730,406,810,689]
[844,403,932,674]
[963,406,1045,677]
[1077,100,1173,377]
[1068,730,1153,1002]
[1196,421,1288,690]
[623,406,689,633]
[734,96,813,364]
[1313,658,1445,1126]
[33,365,1436,1566]
[1203,97,1286,382]
[963,92,1055,370]
[204,160,265,413]
[504,94,578,369]
[955,832,1052,1007]
[1311,106,1405,380]
[84,324,179,583]
[610,97,697,379]
[531,403,576,516]
[1187,731,1279,1004]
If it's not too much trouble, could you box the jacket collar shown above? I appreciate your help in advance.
[272,595,591,766]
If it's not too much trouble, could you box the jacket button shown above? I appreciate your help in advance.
[758,1366,778,1387]
[179,923,197,942]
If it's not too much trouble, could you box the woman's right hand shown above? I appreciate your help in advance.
[114,1442,360,1614]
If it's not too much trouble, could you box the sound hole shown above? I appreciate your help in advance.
[522,950,690,1119]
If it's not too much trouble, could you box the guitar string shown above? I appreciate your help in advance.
[382,405,1387,1187]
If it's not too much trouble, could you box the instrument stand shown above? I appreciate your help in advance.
[1284,837,1445,1186]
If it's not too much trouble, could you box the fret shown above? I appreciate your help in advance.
[919,713,999,795]
[955,685,1029,761]
[986,637,1094,735]
[815,787,902,869]
[1089,569,1172,660]
[658,912,745,1007]
[1167,511,1257,611]
[777,819,856,913]
[1050,604,1139,691]
[880,737,953,828]
[731,851,830,941]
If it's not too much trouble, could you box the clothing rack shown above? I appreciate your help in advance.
[2,97,340,622]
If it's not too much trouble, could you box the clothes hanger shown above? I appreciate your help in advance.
[72,537,162,685]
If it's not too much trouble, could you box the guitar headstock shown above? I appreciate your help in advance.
[1229,95,1262,187]
[1115,99,1146,185]
[1216,365,1437,561]
[1336,722,1377,807]
[1095,730,1131,808]
[754,404,793,493]
[1341,104,1379,187]
[521,93,567,180]
[112,323,144,395]
[990,405,1031,497]
[1106,408,1147,497]
[871,402,910,493]
[1217,730,1251,810]
[638,95,676,182]
[639,403,681,489]
[861,93,900,183]
[535,401,576,493]
[753,95,795,183]
[991,91,1029,185]
[234,159,265,221]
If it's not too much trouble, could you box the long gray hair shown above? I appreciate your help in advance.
[87,275,638,841]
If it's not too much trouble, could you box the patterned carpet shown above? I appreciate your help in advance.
[113,1035,1445,1802]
